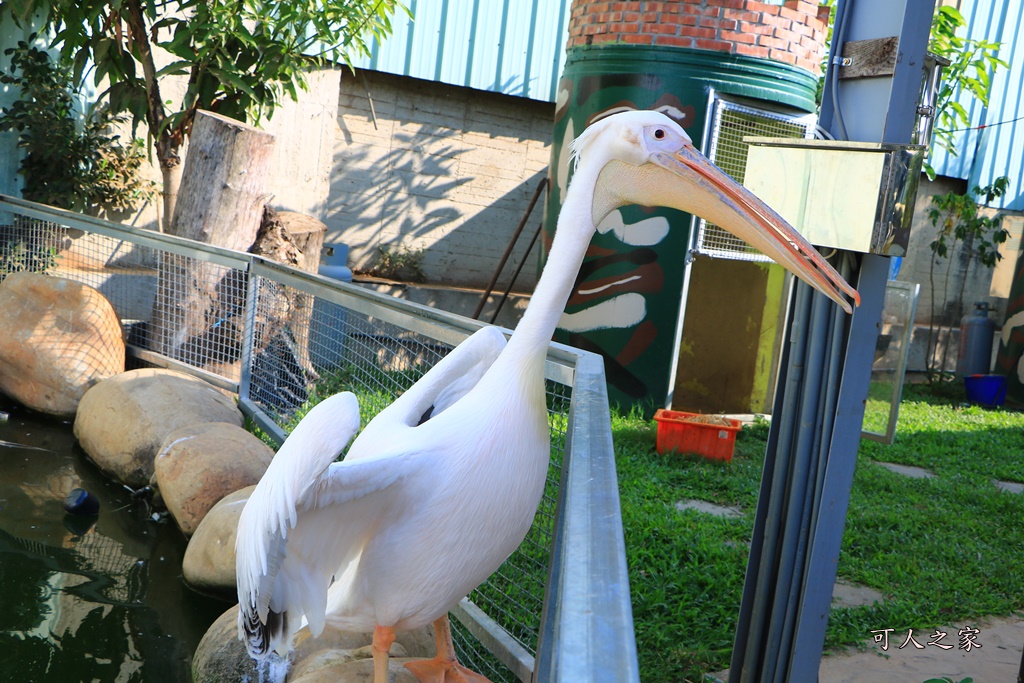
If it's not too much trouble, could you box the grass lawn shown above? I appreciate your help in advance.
[617,383,1024,683]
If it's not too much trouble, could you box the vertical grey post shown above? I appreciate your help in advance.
[238,257,261,405]
[729,0,936,680]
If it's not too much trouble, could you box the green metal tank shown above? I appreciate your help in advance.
[545,44,819,414]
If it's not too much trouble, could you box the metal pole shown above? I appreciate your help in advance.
[473,178,547,320]
[729,0,937,680]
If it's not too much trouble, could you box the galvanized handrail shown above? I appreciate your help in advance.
[0,194,638,682]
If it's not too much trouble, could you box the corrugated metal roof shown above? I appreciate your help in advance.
[930,0,1024,211]
[353,0,570,103]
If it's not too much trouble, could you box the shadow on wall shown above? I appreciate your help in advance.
[328,120,547,292]
[327,71,553,292]
[898,174,1023,329]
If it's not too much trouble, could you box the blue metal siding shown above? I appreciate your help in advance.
[354,0,570,102]
[931,0,1024,211]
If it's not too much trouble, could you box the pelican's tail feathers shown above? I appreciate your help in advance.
[239,601,290,660]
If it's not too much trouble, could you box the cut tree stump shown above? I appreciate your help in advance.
[148,111,275,361]
[252,209,326,379]
[183,207,328,390]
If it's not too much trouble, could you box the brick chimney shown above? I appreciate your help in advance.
[568,0,830,75]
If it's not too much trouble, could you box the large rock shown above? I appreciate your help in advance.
[74,368,243,487]
[155,423,274,536]
[0,272,124,416]
[183,486,254,596]
[193,604,434,683]
[192,605,265,683]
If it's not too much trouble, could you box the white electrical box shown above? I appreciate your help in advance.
[743,138,925,256]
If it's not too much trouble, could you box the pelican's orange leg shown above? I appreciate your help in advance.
[404,615,492,683]
[373,624,397,683]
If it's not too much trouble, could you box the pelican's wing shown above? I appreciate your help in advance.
[236,392,422,658]
[348,326,506,455]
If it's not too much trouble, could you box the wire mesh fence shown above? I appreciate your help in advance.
[694,97,815,262]
[0,195,636,682]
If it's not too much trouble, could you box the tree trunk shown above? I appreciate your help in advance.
[159,161,182,233]
[253,209,327,378]
[200,208,328,391]
[148,110,275,363]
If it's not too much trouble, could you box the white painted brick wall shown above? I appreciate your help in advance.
[327,69,554,291]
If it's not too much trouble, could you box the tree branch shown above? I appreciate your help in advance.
[121,0,177,169]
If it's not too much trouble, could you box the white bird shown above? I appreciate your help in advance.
[235,110,860,683]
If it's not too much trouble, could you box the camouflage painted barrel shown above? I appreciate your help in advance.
[544,44,818,414]
[995,256,1024,405]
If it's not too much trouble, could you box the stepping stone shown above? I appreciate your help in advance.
[873,461,936,479]
[993,479,1024,494]
[675,499,743,518]
[831,579,885,608]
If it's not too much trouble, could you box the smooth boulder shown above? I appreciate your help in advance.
[0,272,124,416]
[193,605,434,683]
[74,368,243,487]
[183,486,253,595]
[156,423,274,536]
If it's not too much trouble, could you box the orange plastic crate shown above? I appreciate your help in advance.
[653,409,742,461]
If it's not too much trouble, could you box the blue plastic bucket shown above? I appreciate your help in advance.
[964,374,1008,408]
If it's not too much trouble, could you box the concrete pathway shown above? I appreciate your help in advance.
[819,615,1024,682]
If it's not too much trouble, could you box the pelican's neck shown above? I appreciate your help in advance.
[500,160,606,375]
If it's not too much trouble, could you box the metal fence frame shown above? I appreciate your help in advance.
[0,194,639,683]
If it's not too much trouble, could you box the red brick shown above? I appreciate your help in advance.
[643,1,670,11]
[769,48,798,64]
[609,1,642,10]
[623,32,655,43]
[695,38,736,52]
[794,0,819,15]
[779,6,803,22]
[591,33,618,44]
[724,8,760,22]
[761,13,791,29]
[735,43,770,58]
[721,29,758,44]
[643,22,682,34]
[608,22,640,33]
[758,35,787,49]
[583,24,609,34]
[701,16,738,30]
[679,25,718,39]
[623,11,641,21]
[816,4,832,25]
[661,12,699,25]
[797,58,821,74]
[739,20,774,35]
[683,2,724,16]
[655,34,695,47]
[640,11,659,21]
[745,2,780,15]
[789,21,811,37]
[800,33,823,48]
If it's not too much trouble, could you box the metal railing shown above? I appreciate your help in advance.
[0,194,638,682]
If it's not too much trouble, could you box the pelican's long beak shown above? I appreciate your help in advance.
[625,145,861,314]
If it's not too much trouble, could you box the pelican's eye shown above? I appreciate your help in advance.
[654,128,666,140]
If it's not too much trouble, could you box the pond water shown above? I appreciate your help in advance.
[0,397,226,681]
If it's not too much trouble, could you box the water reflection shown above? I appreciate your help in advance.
[0,399,224,681]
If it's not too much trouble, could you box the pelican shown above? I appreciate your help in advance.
[235,110,860,683]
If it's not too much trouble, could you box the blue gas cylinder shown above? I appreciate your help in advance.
[956,302,995,376]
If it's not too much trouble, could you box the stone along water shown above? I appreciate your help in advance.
[0,397,225,681]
